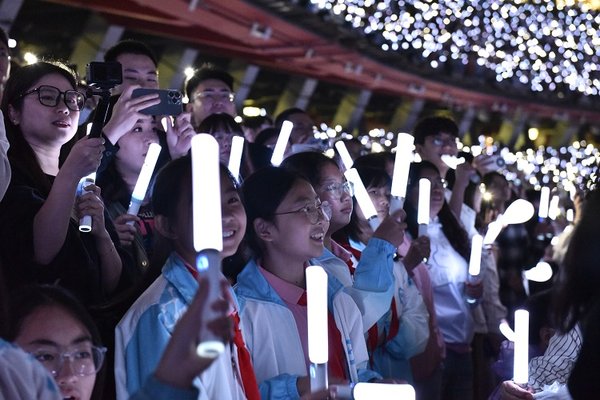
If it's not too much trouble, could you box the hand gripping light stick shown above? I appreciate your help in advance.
[270,120,293,166]
[417,178,431,237]
[227,136,245,184]
[126,143,162,224]
[344,168,380,231]
[334,140,354,171]
[191,134,226,358]
[78,172,96,232]
[389,133,414,213]
[306,266,328,393]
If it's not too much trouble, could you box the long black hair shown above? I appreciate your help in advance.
[553,189,600,333]
[404,161,471,261]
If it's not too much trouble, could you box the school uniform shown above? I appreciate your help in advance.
[234,258,381,400]
[115,253,248,400]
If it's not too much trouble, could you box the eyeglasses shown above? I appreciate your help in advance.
[429,177,448,189]
[29,345,106,378]
[274,200,332,224]
[429,136,459,148]
[19,85,85,111]
[193,91,235,103]
[321,181,354,199]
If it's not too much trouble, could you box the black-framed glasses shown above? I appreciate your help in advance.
[29,345,106,378]
[19,85,85,111]
[273,200,332,224]
[193,90,235,103]
[321,181,354,199]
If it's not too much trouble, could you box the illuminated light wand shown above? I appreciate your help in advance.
[389,133,414,213]
[126,143,162,224]
[344,168,380,231]
[191,134,226,358]
[306,266,329,393]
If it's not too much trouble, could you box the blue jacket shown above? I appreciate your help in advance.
[235,259,381,400]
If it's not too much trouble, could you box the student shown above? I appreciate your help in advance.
[185,65,236,128]
[7,285,108,400]
[115,156,254,400]
[282,152,405,331]
[236,166,381,399]
[0,272,233,400]
[196,113,271,179]
[334,166,429,383]
[404,161,483,400]
[0,61,131,306]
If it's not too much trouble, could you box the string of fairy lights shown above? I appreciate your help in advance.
[313,123,599,206]
[308,0,600,96]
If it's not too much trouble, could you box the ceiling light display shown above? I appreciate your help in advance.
[309,0,600,97]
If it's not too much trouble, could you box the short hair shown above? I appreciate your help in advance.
[184,64,234,99]
[197,113,243,137]
[254,127,278,147]
[412,116,459,145]
[104,40,158,67]
[274,107,306,130]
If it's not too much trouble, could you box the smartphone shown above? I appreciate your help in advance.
[132,88,183,116]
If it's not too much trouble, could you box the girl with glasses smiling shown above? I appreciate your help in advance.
[236,166,383,398]
[282,152,407,333]
[0,61,131,307]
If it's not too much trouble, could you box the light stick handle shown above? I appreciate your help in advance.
[368,216,382,231]
[195,249,226,359]
[78,174,96,233]
[126,198,142,226]
[389,196,404,214]
[310,363,328,393]
[418,223,428,237]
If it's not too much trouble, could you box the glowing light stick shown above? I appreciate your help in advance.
[334,141,354,171]
[78,172,96,232]
[548,195,560,220]
[440,154,466,170]
[468,234,483,277]
[499,319,516,342]
[538,187,550,220]
[126,143,162,224]
[344,168,380,230]
[524,261,553,283]
[417,178,431,237]
[191,134,225,358]
[270,120,293,166]
[306,266,328,392]
[389,133,414,213]
[513,309,529,386]
[227,136,245,183]
[483,199,535,245]
[334,383,416,400]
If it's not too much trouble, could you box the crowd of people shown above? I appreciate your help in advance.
[0,30,598,400]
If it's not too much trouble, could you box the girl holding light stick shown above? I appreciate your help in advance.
[115,155,256,400]
[236,166,382,399]
[404,161,482,400]
[333,166,429,383]
[0,61,129,306]
[281,152,407,332]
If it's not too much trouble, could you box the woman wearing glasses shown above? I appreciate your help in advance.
[0,61,129,306]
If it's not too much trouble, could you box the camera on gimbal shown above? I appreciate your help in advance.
[86,61,122,91]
